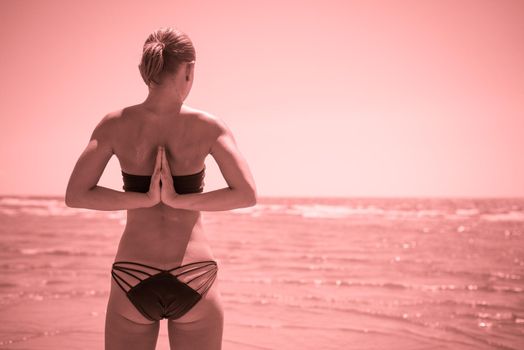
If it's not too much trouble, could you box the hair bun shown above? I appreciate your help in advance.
[139,26,196,86]
[157,41,165,50]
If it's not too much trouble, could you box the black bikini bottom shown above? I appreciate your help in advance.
[111,260,218,321]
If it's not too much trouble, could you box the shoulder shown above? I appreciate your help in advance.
[181,104,232,137]
[88,108,125,148]
[94,108,123,130]
[92,105,140,133]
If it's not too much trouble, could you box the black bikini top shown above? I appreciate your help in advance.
[121,165,205,194]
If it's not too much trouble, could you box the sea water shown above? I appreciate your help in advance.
[0,196,522,349]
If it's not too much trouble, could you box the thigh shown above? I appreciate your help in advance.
[168,279,224,350]
[105,276,160,350]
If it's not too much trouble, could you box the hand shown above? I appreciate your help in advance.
[160,146,177,204]
[146,146,162,206]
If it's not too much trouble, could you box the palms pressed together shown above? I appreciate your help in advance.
[147,146,178,206]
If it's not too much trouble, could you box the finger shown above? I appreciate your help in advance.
[161,147,170,174]
[155,146,162,171]
[162,146,168,171]
[153,166,161,179]
[162,146,167,164]
[154,148,163,178]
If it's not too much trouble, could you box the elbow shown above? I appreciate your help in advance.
[231,187,257,208]
[65,192,77,208]
[65,190,83,208]
[65,185,95,208]
[242,189,257,208]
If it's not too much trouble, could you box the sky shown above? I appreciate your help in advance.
[0,0,523,198]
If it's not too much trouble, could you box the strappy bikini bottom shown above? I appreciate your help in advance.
[111,260,218,321]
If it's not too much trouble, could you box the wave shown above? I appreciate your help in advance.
[18,247,103,257]
[3,196,523,222]
[0,196,127,220]
[218,276,524,294]
[455,208,481,216]
[480,211,524,222]
[0,205,124,221]
[229,202,524,221]
[231,203,446,219]
[0,197,63,207]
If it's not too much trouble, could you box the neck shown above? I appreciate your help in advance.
[141,87,183,116]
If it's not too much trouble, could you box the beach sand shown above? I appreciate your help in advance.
[2,296,445,350]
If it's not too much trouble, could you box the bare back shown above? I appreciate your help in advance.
[111,104,219,269]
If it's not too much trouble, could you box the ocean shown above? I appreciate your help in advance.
[0,196,523,349]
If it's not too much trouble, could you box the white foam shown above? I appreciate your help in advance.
[230,203,451,219]
[481,211,524,222]
[289,204,363,218]
[0,197,62,207]
[455,208,480,216]
[230,204,286,216]
[0,208,17,216]
[0,196,100,218]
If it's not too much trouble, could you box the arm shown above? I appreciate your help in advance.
[164,117,257,211]
[65,114,155,211]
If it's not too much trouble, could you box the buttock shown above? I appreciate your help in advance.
[168,275,223,327]
[107,260,220,324]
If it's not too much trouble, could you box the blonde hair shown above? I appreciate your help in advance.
[138,26,196,86]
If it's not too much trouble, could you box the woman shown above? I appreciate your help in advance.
[65,26,257,350]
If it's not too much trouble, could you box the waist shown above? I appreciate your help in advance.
[116,213,214,267]
[124,208,203,237]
